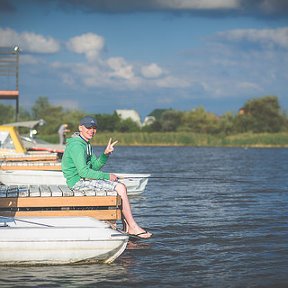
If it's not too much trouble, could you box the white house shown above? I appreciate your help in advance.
[115,109,142,127]
[143,116,156,126]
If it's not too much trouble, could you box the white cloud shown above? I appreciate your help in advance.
[0,29,190,91]
[59,0,241,13]
[237,81,262,91]
[217,27,288,49]
[66,33,105,61]
[141,63,163,78]
[107,57,135,80]
[51,61,105,87]
[20,55,42,65]
[156,75,190,88]
[163,0,240,10]
[0,28,60,53]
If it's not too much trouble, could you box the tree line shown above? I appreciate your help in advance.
[0,95,287,137]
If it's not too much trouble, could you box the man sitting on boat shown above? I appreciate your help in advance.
[61,116,152,239]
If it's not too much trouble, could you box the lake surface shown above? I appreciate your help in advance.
[1,147,288,287]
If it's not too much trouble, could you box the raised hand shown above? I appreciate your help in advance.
[104,138,118,155]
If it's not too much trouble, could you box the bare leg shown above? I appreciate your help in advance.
[115,183,152,238]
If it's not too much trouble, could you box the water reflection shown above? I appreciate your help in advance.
[0,264,128,287]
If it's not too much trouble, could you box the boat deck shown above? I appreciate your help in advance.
[0,185,121,221]
[0,161,62,170]
[0,153,59,162]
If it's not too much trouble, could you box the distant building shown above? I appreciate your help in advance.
[143,116,156,126]
[115,109,142,127]
[115,109,156,127]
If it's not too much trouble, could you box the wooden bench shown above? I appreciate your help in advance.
[0,185,122,221]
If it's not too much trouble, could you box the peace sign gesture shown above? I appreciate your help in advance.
[104,138,118,155]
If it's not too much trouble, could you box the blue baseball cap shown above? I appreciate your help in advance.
[79,116,97,128]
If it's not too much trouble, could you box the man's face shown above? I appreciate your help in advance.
[79,125,97,141]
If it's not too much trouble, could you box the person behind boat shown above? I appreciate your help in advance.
[61,116,152,239]
[58,123,70,145]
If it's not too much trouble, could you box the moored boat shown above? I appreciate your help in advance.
[2,119,65,153]
[0,169,150,195]
[0,216,128,265]
[0,125,150,194]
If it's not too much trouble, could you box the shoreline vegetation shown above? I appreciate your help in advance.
[42,132,288,148]
[2,95,288,148]
[89,132,288,147]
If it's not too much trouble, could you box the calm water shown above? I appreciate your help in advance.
[1,147,288,288]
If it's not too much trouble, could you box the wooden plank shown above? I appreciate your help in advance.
[6,185,18,198]
[0,163,62,171]
[72,190,111,197]
[107,191,118,196]
[94,191,107,196]
[29,185,40,197]
[18,185,29,197]
[0,196,121,207]
[39,185,51,197]
[0,154,59,162]
[0,186,7,197]
[74,189,95,196]
[0,210,121,221]
[50,185,63,197]
[0,90,19,98]
[59,185,74,196]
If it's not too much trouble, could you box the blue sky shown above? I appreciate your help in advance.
[0,0,288,120]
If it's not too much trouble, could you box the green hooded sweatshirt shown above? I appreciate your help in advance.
[61,134,110,188]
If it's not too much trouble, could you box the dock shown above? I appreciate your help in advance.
[0,185,121,221]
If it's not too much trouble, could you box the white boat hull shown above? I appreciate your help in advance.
[0,216,128,265]
[0,170,150,195]
[116,173,150,195]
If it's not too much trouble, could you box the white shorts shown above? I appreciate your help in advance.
[72,179,117,192]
